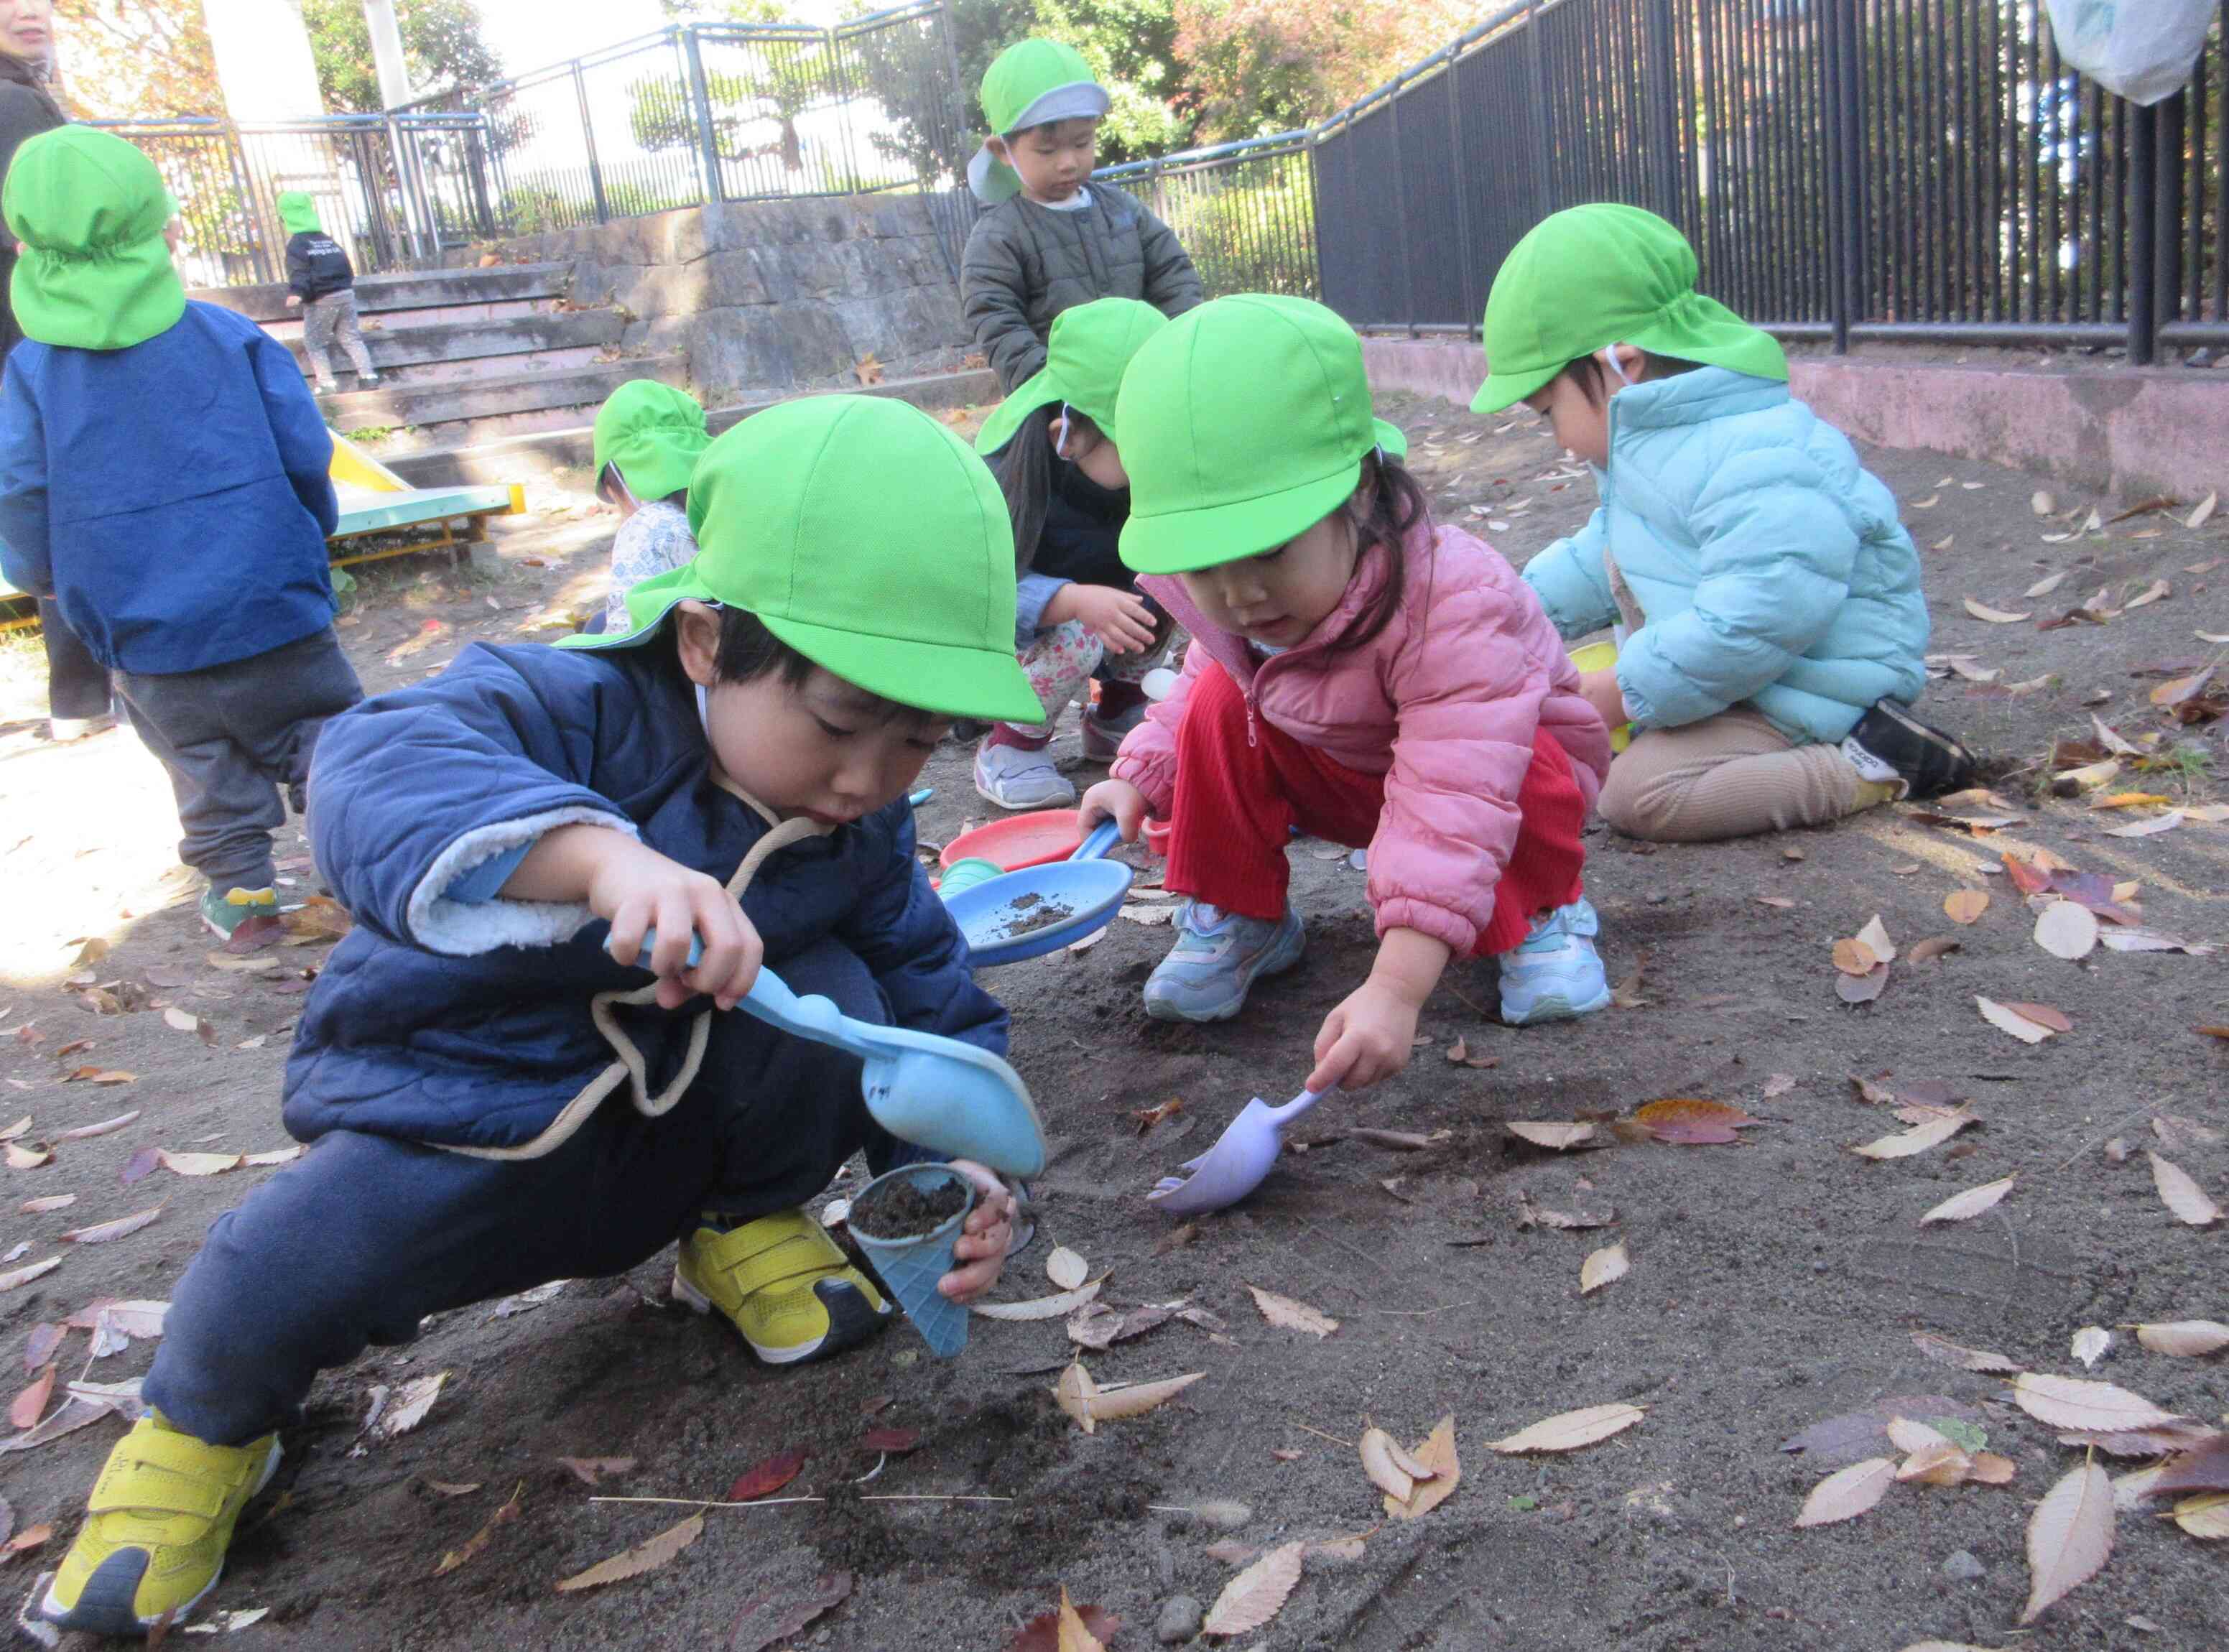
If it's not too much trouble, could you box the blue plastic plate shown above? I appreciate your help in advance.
[945,858,1136,966]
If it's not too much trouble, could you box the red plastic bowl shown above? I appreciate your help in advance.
[937,809,1084,873]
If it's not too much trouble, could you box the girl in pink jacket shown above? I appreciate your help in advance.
[1082,296,1615,1096]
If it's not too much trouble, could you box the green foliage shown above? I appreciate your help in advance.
[1139,156,1317,297]
[302,0,506,113]
[1172,0,1484,142]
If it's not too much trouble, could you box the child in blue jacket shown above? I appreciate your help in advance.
[0,128,362,941]
[1472,205,1973,843]
[39,394,1037,1637]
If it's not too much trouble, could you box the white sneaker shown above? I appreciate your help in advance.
[973,738,1075,810]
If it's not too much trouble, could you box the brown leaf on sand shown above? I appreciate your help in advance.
[1633,1098,1757,1146]
[1852,1108,1977,1159]
[729,1570,856,1652]
[556,1456,637,1489]
[1384,1414,1460,1520]
[1201,1540,1305,1637]
[2146,1152,2222,1227]
[9,1365,54,1431]
[157,1151,241,1177]
[54,1113,139,1143]
[1132,1098,1184,1136]
[60,1207,162,1245]
[1794,1457,1896,1527]
[2152,1439,2229,1496]
[280,895,352,943]
[1906,935,1962,964]
[3,1143,50,1170]
[2021,1457,2113,1623]
[432,1481,522,1577]
[552,1512,703,1592]
[1506,1120,1595,1151]
[1831,938,1878,976]
[1578,1241,1629,1295]
[1052,1363,1203,1434]
[1962,598,2031,623]
[1836,962,1889,1004]
[1910,1332,2023,1375]
[2034,900,2100,960]
[2013,1373,2184,1433]
[1976,997,2058,1044]
[1944,889,1989,924]
[1246,1286,1338,1337]
[1919,1177,2015,1225]
[2173,1490,2229,1538]
[1487,1403,1644,1454]
[2131,1321,2229,1358]
[0,1257,60,1291]
[1000,1588,1118,1652]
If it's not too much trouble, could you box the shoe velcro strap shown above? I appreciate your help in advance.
[88,1437,250,1520]
[714,1222,848,1300]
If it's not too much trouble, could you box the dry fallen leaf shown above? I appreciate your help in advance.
[2071,1327,2113,1370]
[1853,1108,1977,1159]
[2034,900,2100,961]
[376,1372,446,1438]
[1050,1587,1107,1652]
[2013,1373,2184,1433]
[9,1367,54,1431]
[1044,1247,1088,1291]
[1579,1240,1629,1295]
[1246,1286,1338,1337]
[4,1143,51,1171]
[16,1196,73,1215]
[1795,1457,1896,1528]
[1907,935,1961,965]
[2173,1490,2229,1539]
[1051,1363,1203,1434]
[53,1113,139,1143]
[157,1151,241,1178]
[1962,598,2031,623]
[2146,1152,2221,1227]
[1201,1540,1304,1637]
[552,1513,703,1593]
[971,1281,1103,1322]
[730,1571,857,1652]
[1358,1427,1417,1503]
[2131,1321,2229,1358]
[1854,915,1896,962]
[1918,1177,2014,1225]
[1385,1414,1460,1520]
[1944,890,1989,925]
[1910,1331,2021,1374]
[1976,996,2056,1044]
[2189,490,2219,529]
[432,1482,522,1578]
[1506,1120,1595,1151]
[1831,937,1879,976]
[557,1456,639,1490]
[1486,1403,1644,1454]
[60,1207,161,1245]
[2021,1457,2113,1623]
[1633,1097,1758,1146]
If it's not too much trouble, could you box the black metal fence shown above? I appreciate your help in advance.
[1307,0,2228,361]
[1096,132,1320,300]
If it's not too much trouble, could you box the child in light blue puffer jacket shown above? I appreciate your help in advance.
[1472,205,1972,843]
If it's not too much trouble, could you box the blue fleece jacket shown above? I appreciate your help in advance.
[1522,367,1929,745]
[0,300,339,674]
[282,638,1005,1153]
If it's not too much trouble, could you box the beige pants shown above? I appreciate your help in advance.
[1598,707,1867,843]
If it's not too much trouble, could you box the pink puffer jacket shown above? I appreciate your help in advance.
[1113,518,1612,956]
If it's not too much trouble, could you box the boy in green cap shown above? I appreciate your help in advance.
[277,190,379,391]
[971,296,1174,807]
[961,36,1202,393]
[36,394,1032,1637]
[590,379,709,634]
[0,128,364,946]
[1475,204,1972,842]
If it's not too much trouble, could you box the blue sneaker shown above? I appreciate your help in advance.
[1498,902,1611,1024]
[1143,901,1305,1024]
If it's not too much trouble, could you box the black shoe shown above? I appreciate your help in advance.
[1842,700,1976,799]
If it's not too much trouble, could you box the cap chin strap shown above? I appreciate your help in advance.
[1598,345,1637,386]
[1052,404,1074,460]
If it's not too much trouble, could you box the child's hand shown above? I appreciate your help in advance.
[1307,978,1422,1093]
[1079,778,1149,841]
[937,1160,1016,1302]
[1578,667,1630,728]
[1064,585,1158,654]
[284,294,302,306]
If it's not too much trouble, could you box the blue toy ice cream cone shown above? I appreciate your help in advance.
[848,1163,978,1358]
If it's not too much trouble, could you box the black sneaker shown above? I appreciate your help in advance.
[1842,700,1976,799]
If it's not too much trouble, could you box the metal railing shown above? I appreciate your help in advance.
[1305,0,2228,361]
[1096,131,1320,300]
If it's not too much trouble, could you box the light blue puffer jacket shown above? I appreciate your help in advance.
[1522,367,1929,746]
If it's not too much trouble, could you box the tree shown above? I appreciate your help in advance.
[53,0,224,119]
[1172,0,1484,143]
[300,0,506,112]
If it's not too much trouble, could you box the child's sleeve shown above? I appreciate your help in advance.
[1014,570,1069,644]
[962,213,1048,391]
[249,328,339,537]
[1137,204,1203,318]
[1614,448,1858,730]
[0,362,50,598]
[835,809,1010,1058]
[1519,509,1618,639]
[309,646,640,956]
[1373,585,1550,956]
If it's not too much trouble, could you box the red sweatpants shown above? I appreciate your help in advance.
[1162,661,1588,958]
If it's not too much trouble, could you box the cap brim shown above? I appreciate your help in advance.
[1121,460,1361,577]
[1373,417,1407,461]
[762,612,1044,724]
[1470,363,1559,414]
[974,368,1063,455]
[555,561,712,652]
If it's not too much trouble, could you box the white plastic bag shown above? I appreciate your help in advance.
[2044,0,2215,106]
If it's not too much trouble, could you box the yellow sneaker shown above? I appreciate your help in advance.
[673,1208,891,1365]
[41,1415,280,1636]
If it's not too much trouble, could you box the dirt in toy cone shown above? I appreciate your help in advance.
[852,1172,969,1238]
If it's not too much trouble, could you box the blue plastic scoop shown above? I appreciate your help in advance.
[633,938,1047,1177]
[1146,1086,1327,1215]
[938,820,1134,967]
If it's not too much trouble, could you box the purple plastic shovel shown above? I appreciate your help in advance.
[1144,1086,1326,1216]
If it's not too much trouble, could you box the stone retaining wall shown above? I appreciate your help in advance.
[455,195,968,401]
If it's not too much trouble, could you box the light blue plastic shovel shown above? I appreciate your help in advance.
[1146,1086,1327,1215]
[634,937,1047,1177]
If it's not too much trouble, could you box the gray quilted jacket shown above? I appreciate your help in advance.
[961,183,1204,391]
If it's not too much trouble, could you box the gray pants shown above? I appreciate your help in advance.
[301,289,375,384]
[114,628,363,892]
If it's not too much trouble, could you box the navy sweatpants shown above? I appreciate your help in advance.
[143,939,917,1446]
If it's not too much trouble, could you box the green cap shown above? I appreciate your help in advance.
[277,191,323,236]
[593,380,710,504]
[975,297,1166,457]
[1115,294,1407,575]
[968,37,1108,204]
[562,395,1041,725]
[4,127,185,353]
[1470,203,1787,413]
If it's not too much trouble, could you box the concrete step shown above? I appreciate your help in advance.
[259,294,570,343]
[192,264,574,326]
[323,353,692,446]
[283,308,625,384]
[386,367,999,487]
